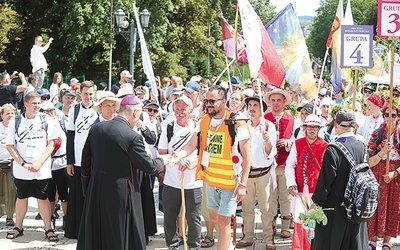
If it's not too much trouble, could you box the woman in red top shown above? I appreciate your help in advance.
[367,104,400,250]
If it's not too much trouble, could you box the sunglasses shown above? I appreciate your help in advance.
[41,95,51,101]
[364,90,372,94]
[394,93,400,98]
[203,98,223,105]
[146,108,158,113]
[384,113,399,118]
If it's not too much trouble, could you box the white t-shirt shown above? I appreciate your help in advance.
[51,117,67,171]
[6,113,57,180]
[0,122,11,160]
[158,120,202,189]
[66,104,98,167]
[50,83,70,99]
[30,45,47,72]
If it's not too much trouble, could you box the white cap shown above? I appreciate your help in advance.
[120,70,133,78]
[173,95,193,109]
[41,100,55,110]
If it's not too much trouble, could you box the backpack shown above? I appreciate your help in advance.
[294,127,301,139]
[166,121,196,143]
[15,112,48,139]
[330,141,379,224]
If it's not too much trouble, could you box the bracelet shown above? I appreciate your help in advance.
[377,153,383,158]
[395,169,400,176]
[238,182,247,188]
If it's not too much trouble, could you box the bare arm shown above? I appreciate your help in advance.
[173,132,198,159]
[16,72,27,93]
[42,38,53,52]
[6,145,25,166]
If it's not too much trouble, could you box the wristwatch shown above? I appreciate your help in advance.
[21,160,27,167]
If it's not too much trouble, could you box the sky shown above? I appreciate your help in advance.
[270,0,320,16]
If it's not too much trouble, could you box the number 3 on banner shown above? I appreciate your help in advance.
[350,44,363,64]
[388,13,400,34]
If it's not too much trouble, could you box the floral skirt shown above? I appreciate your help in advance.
[367,160,400,238]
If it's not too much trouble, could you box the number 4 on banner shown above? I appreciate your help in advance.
[350,44,364,64]
[378,0,400,38]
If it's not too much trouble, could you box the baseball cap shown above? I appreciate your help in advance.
[184,81,201,93]
[37,88,50,97]
[41,100,55,110]
[173,95,193,109]
[318,88,327,96]
[297,103,314,113]
[70,78,79,85]
[143,100,160,108]
[120,70,133,78]
[336,109,356,127]
[171,87,184,96]
[63,90,77,97]
[121,94,142,106]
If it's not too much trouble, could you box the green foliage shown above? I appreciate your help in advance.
[0,0,277,84]
[299,205,334,227]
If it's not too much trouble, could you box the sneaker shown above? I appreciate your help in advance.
[55,201,61,211]
[52,211,60,219]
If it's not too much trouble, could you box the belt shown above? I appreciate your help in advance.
[52,154,66,159]
[248,166,271,178]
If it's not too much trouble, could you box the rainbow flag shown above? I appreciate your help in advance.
[265,3,316,99]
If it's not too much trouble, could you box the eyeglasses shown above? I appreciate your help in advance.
[230,97,241,102]
[203,98,223,105]
[384,113,399,118]
[364,90,372,94]
[41,95,51,101]
[304,125,320,130]
[42,109,55,113]
[146,108,159,113]
[394,93,400,98]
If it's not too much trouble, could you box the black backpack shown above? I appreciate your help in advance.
[331,141,379,224]
[15,112,48,140]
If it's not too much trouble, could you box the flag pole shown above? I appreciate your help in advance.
[386,43,396,174]
[213,58,237,85]
[313,47,329,114]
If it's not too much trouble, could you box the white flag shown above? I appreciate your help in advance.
[133,4,158,97]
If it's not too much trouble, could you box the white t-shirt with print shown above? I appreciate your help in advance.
[0,123,11,160]
[158,120,202,189]
[6,113,57,180]
[66,104,98,167]
[52,117,67,171]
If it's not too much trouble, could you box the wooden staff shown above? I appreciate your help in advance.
[181,172,187,250]
[351,68,361,111]
[386,44,395,174]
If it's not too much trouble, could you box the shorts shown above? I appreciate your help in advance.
[48,168,69,202]
[206,182,237,217]
[14,178,51,200]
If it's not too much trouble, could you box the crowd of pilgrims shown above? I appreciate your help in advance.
[0,69,399,249]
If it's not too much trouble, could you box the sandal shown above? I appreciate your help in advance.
[6,217,15,226]
[6,227,24,239]
[382,244,392,250]
[45,229,59,242]
[200,235,215,248]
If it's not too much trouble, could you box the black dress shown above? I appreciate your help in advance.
[311,137,369,250]
[77,116,164,250]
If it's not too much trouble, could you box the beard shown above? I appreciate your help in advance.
[207,106,219,117]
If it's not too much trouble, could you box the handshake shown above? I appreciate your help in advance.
[158,151,195,172]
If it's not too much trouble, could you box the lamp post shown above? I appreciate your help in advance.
[114,8,151,81]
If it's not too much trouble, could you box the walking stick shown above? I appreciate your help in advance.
[181,172,188,250]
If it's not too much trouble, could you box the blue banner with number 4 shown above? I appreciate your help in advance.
[340,25,373,68]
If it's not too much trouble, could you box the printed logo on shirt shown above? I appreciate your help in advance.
[207,131,225,158]
[76,113,95,133]
[171,131,193,151]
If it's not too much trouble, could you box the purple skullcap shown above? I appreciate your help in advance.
[120,94,142,105]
